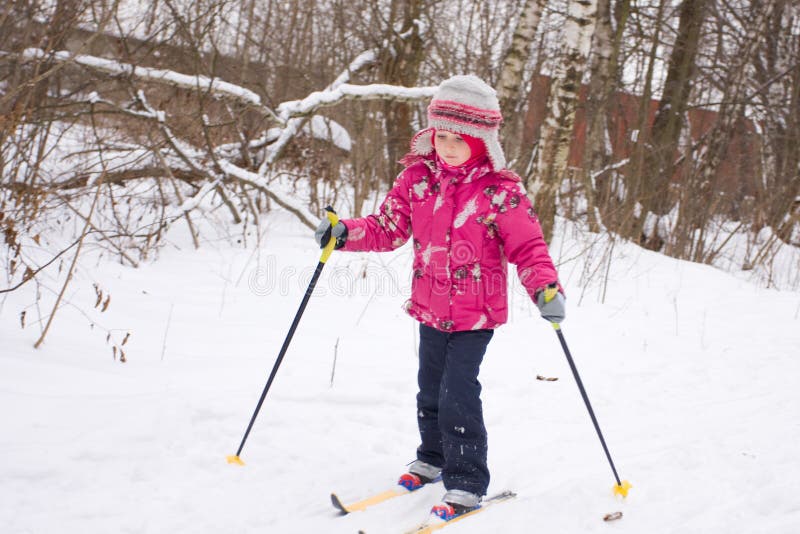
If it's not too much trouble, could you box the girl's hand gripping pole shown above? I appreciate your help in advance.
[320,207,340,264]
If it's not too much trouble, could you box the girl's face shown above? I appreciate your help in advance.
[434,130,471,167]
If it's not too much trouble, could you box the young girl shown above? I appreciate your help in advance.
[315,74,565,518]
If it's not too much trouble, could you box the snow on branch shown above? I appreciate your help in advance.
[276,83,437,121]
[329,49,377,89]
[304,116,352,152]
[168,175,223,218]
[19,48,281,123]
[257,46,384,173]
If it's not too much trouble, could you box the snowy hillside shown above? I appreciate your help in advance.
[1,210,799,533]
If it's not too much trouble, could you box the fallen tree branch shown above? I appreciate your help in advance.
[276,83,437,121]
[14,48,282,124]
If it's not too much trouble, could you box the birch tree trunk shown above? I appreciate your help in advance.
[497,0,547,167]
[582,0,630,231]
[525,0,598,242]
[774,12,800,244]
[753,0,800,242]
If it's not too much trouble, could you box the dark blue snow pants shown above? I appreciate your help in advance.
[415,323,494,496]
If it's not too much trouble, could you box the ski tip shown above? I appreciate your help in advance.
[613,480,633,498]
[331,493,350,515]
[226,455,245,466]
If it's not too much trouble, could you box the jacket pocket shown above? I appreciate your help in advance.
[451,262,483,313]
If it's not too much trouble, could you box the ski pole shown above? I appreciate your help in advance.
[227,207,340,466]
[542,287,632,497]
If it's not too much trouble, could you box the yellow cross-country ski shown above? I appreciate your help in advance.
[401,491,517,534]
[331,476,442,514]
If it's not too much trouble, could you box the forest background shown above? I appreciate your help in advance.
[2,0,799,347]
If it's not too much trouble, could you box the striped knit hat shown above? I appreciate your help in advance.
[410,74,506,170]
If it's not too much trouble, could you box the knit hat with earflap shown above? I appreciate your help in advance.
[409,74,506,171]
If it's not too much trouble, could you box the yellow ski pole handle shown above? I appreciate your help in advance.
[543,284,559,304]
[320,207,340,264]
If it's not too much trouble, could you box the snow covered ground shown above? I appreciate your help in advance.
[2,210,799,533]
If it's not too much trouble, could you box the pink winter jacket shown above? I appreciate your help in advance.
[340,155,560,332]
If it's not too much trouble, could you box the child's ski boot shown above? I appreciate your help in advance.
[430,489,482,520]
[398,460,442,491]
